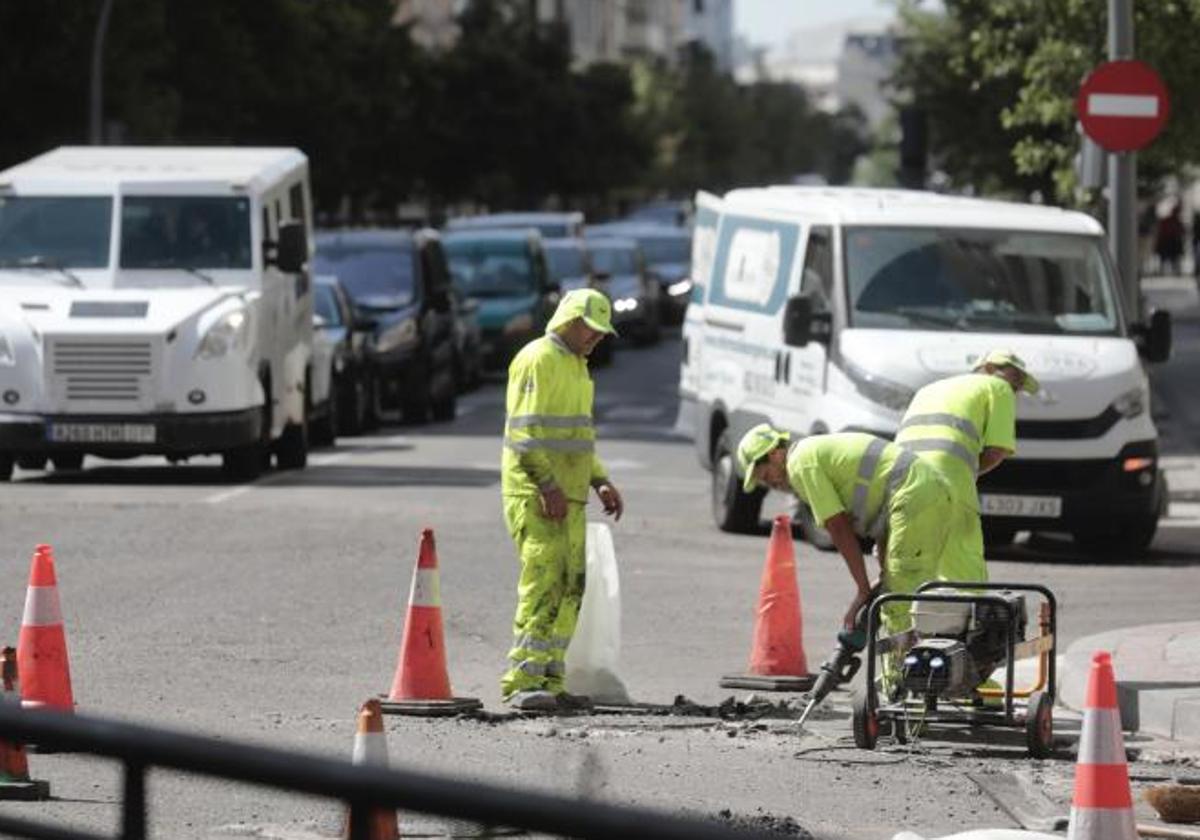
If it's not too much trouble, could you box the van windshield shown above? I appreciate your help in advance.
[445,240,536,298]
[845,227,1121,336]
[0,196,112,270]
[120,196,252,270]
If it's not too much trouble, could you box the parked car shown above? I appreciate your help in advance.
[445,211,584,240]
[442,230,559,370]
[451,285,485,389]
[313,229,458,424]
[618,199,691,228]
[542,237,614,366]
[311,275,372,441]
[591,223,693,325]
[584,236,661,344]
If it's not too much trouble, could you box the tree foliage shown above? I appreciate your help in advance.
[894,0,1200,203]
[0,0,865,218]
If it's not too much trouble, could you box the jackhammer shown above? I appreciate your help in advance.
[797,586,879,727]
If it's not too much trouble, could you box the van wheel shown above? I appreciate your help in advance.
[51,454,84,472]
[983,522,1019,547]
[1073,515,1158,557]
[0,454,13,482]
[17,454,47,470]
[712,430,764,533]
[276,390,309,470]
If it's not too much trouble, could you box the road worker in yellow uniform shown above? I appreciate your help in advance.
[737,425,954,647]
[500,289,624,712]
[895,350,1039,584]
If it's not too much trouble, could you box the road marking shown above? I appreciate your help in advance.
[1088,93,1159,117]
[202,444,394,505]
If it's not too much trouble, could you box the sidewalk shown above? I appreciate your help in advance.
[1061,622,1200,741]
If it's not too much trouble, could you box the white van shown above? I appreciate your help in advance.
[0,146,315,480]
[680,187,1172,554]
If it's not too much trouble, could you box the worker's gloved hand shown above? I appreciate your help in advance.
[594,481,624,522]
[843,587,872,632]
[539,484,568,520]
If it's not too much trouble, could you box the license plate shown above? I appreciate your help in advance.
[980,493,1062,518]
[48,423,157,444]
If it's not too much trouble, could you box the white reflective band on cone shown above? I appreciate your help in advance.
[1076,708,1127,764]
[22,585,63,627]
[352,732,389,766]
[409,568,441,608]
[1067,808,1138,840]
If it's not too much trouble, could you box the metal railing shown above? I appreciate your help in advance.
[0,703,778,840]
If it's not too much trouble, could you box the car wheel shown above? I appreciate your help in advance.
[362,371,381,432]
[401,359,432,424]
[431,381,457,422]
[711,429,765,533]
[51,453,84,472]
[311,376,338,448]
[0,454,13,482]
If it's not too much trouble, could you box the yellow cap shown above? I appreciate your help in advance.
[546,288,617,336]
[973,349,1039,395]
[736,423,790,492]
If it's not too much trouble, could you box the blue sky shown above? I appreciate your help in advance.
[734,0,898,48]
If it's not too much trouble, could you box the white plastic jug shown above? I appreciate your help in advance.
[565,522,631,703]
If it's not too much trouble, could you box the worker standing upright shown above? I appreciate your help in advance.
[895,350,1039,583]
[500,289,624,712]
[737,425,953,642]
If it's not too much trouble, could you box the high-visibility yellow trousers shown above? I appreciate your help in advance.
[937,501,988,584]
[500,496,586,699]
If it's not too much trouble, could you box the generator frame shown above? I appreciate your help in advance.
[853,582,1058,757]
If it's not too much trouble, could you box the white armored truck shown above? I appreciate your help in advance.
[0,146,315,479]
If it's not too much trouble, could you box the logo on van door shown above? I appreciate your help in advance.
[708,215,799,315]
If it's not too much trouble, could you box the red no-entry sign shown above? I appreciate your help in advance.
[1077,60,1170,152]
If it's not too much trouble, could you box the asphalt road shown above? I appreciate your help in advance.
[0,299,1198,839]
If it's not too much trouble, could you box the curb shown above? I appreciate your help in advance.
[1061,622,1200,742]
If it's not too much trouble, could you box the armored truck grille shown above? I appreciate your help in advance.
[49,339,153,402]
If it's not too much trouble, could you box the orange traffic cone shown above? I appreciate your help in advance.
[721,515,815,691]
[17,545,75,712]
[1066,651,1137,840]
[380,530,480,716]
[0,647,50,800]
[344,699,399,840]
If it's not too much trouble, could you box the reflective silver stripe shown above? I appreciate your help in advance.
[1076,708,1126,765]
[899,412,981,443]
[865,449,919,540]
[510,659,566,677]
[898,438,977,473]
[352,730,389,766]
[850,438,888,526]
[1066,808,1138,840]
[512,635,570,653]
[546,661,564,677]
[508,414,593,429]
[409,568,441,608]
[22,586,62,627]
[504,438,595,453]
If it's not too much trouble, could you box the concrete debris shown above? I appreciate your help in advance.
[712,808,812,838]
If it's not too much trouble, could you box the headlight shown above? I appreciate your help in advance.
[614,297,639,313]
[0,334,15,367]
[667,279,693,297]
[196,309,251,359]
[503,313,534,336]
[843,359,914,412]
[1111,386,1147,419]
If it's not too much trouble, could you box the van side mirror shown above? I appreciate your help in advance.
[784,294,834,347]
[274,222,308,273]
[1136,308,1171,363]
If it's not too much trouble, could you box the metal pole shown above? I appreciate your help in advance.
[89,0,115,145]
[1107,0,1139,320]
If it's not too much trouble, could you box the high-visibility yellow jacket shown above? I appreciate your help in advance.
[501,333,607,503]
[895,373,1016,509]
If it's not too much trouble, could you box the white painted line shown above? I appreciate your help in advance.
[1088,93,1159,118]
[203,449,357,505]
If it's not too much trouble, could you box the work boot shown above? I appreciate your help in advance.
[554,691,594,713]
[507,690,557,712]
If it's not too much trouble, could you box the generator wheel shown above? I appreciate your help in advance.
[1025,690,1054,758]
[893,715,909,745]
[852,691,879,750]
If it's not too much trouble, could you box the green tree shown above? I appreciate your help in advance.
[894,0,1200,203]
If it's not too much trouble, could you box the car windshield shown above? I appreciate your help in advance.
[845,227,1121,335]
[120,196,252,269]
[637,236,690,264]
[445,240,536,297]
[313,244,415,309]
[544,246,586,281]
[314,284,343,326]
[590,245,637,275]
[0,196,112,269]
